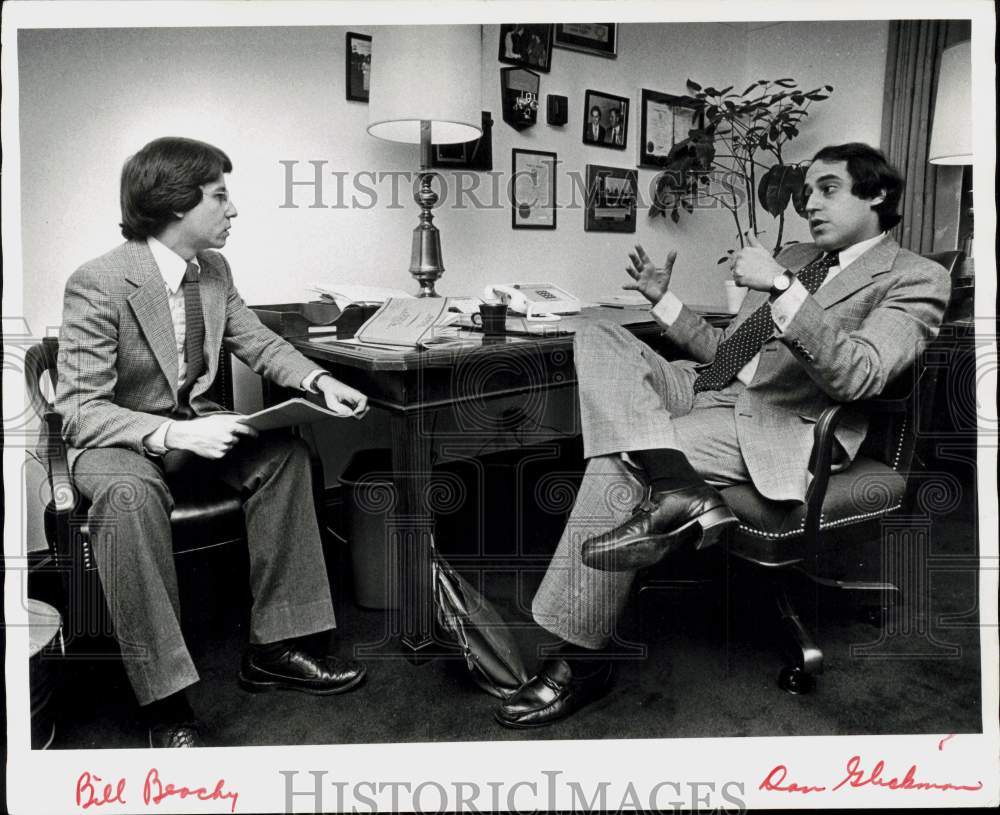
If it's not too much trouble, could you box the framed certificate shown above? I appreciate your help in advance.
[638,89,703,168]
[511,149,558,230]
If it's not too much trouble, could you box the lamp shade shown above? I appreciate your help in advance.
[928,40,972,164]
[367,25,483,145]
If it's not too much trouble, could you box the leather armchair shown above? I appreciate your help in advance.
[26,337,246,651]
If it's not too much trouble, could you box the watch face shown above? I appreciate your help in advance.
[773,273,791,291]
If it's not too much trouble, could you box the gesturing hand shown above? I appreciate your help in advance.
[730,232,785,292]
[166,414,259,460]
[316,375,369,419]
[624,244,677,304]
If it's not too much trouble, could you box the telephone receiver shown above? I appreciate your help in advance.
[484,283,581,322]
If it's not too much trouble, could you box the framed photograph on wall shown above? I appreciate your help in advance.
[498,24,553,73]
[638,89,704,168]
[584,164,637,233]
[345,32,372,102]
[582,89,629,149]
[432,112,494,171]
[511,149,558,230]
[553,23,617,58]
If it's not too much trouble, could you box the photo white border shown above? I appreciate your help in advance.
[3,1,996,812]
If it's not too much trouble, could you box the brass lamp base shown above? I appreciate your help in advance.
[409,120,445,298]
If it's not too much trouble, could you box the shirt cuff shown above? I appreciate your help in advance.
[301,369,330,393]
[770,279,809,334]
[650,291,684,328]
[143,420,172,456]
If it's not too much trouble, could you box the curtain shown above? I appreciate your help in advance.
[880,20,964,253]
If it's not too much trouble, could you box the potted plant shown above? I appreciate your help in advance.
[649,77,833,260]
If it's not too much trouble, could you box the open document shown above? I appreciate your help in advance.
[236,398,352,431]
[354,297,455,347]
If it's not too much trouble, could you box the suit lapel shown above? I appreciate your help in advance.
[812,238,899,308]
[195,252,227,394]
[124,241,178,396]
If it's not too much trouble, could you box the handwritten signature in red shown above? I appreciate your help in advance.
[760,755,983,795]
[76,769,239,812]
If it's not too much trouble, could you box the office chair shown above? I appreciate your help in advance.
[640,251,963,694]
[26,336,246,651]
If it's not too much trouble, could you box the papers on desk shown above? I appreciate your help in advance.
[310,283,414,309]
[595,292,651,309]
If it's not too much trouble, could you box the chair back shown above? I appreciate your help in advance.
[24,338,65,470]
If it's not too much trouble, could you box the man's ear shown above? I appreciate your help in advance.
[869,188,887,207]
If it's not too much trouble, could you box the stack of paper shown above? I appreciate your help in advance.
[311,283,414,309]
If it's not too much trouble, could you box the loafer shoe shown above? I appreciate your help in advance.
[494,658,613,729]
[149,721,203,748]
[581,484,737,572]
[239,647,366,695]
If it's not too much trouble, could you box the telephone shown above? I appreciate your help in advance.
[485,283,582,321]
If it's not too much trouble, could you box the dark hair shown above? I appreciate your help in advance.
[590,106,602,117]
[119,137,232,240]
[810,142,904,231]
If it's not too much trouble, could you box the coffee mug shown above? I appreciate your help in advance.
[471,303,509,337]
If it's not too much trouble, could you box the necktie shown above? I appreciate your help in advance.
[181,262,205,395]
[692,251,838,394]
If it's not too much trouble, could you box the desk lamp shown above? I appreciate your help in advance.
[367,26,483,297]
[928,40,973,279]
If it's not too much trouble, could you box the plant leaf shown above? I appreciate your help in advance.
[687,79,702,92]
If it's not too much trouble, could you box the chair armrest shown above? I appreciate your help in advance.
[803,404,847,545]
[40,411,79,513]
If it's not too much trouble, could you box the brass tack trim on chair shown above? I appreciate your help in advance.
[736,501,904,539]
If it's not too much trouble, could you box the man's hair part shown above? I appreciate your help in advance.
[119,137,233,240]
[810,142,904,231]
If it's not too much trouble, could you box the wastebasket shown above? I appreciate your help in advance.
[339,449,399,609]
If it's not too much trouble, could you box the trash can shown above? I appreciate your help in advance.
[339,449,399,609]
[28,598,63,749]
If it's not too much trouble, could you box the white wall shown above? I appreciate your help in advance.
[16,21,887,339]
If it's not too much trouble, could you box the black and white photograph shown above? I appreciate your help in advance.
[498,23,553,72]
[553,22,618,58]
[584,164,638,232]
[2,2,996,814]
[582,89,630,148]
[345,30,371,102]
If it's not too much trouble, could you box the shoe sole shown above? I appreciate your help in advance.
[584,506,737,572]
[238,668,367,696]
[492,671,614,730]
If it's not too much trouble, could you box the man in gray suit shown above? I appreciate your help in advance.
[496,143,951,728]
[57,137,369,747]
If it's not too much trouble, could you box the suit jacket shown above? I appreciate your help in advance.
[56,240,318,465]
[587,123,606,142]
[663,238,950,501]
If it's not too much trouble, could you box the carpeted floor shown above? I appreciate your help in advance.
[39,442,983,749]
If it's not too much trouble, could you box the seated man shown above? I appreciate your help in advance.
[495,142,951,728]
[56,137,370,747]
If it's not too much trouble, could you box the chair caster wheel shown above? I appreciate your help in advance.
[778,666,815,695]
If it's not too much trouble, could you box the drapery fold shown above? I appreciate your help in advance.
[880,21,965,253]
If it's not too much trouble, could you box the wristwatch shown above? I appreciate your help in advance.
[769,269,795,300]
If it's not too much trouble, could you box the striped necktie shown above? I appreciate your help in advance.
[692,252,838,394]
[181,262,205,396]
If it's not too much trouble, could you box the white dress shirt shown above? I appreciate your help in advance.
[143,237,328,453]
[651,233,887,385]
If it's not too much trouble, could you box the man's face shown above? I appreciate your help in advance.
[803,160,883,251]
[176,174,238,253]
[590,109,601,125]
[609,111,619,126]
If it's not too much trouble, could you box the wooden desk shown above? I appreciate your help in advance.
[286,306,730,658]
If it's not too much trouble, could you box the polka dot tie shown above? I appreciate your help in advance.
[180,262,205,399]
[692,252,838,394]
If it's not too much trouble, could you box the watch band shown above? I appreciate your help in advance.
[769,269,794,301]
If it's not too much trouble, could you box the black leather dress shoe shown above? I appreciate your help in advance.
[581,484,737,572]
[494,658,613,729]
[149,721,203,748]
[239,646,366,695]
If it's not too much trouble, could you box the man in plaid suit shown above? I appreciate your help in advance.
[57,137,369,747]
[496,143,952,729]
